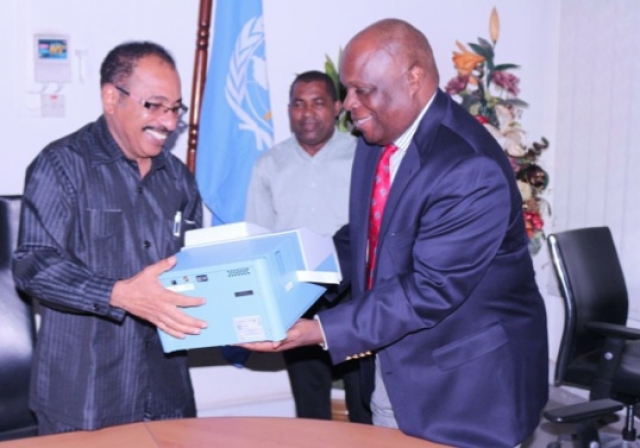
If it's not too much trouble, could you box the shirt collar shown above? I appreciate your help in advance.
[295,127,339,160]
[90,115,171,175]
[393,92,436,152]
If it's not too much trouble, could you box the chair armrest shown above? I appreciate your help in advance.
[585,321,640,340]
[543,398,624,424]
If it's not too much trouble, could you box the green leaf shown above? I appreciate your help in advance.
[461,95,480,111]
[324,55,338,78]
[500,98,529,108]
[493,63,520,71]
[477,37,494,53]
[324,55,342,99]
[469,41,494,61]
[324,48,352,131]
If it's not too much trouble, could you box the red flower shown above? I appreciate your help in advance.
[524,211,544,238]
[475,115,489,124]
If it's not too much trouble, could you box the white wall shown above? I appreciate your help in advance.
[2,0,559,192]
[2,1,202,194]
[2,0,565,415]
[554,0,640,324]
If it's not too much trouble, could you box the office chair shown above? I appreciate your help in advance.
[0,195,38,441]
[544,226,640,448]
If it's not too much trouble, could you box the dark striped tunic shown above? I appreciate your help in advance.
[13,115,202,430]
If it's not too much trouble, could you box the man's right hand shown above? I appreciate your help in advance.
[110,256,207,339]
[239,318,324,352]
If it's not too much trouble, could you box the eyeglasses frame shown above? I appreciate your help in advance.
[114,85,188,118]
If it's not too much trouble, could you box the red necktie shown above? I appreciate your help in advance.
[366,144,399,290]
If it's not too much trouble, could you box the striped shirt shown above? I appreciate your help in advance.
[13,115,202,430]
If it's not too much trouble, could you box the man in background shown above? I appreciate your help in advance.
[245,71,371,424]
[242,19,548,448]
[13,41,207,434]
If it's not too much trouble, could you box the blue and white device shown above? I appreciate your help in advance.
[158,223,341,353]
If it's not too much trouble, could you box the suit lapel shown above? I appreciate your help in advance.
[352,143,381,291]
[351,89,451,288]
[378,90,449,239]
[381,143,419,230]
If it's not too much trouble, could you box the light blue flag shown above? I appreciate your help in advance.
[195,0,272,368]
[196,0,273,225]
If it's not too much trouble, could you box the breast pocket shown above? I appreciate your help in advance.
[86,209,124,276]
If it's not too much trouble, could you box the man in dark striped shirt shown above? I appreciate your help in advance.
[12,41,207,435]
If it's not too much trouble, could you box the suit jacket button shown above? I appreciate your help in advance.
[143,240,151,249]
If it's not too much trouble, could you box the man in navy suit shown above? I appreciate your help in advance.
[243,18,548,448]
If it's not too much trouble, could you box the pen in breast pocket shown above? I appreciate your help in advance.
[173,211,182,237]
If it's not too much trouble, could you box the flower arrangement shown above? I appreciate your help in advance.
[444,8,550,254]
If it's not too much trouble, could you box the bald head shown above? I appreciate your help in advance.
[339,18,439,145]
[351,18,439,89]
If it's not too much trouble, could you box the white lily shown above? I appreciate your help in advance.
[484,104,527,157]
[517,180,533,201]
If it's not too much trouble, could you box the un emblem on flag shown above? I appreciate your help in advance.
[225,16,273,152]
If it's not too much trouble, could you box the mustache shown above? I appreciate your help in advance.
[143,125,171,134]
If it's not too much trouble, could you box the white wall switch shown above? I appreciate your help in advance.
[41,93,65,118]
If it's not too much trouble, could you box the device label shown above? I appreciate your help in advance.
[234,315,266,341]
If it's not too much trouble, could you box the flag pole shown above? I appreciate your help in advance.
[186,0,214,173]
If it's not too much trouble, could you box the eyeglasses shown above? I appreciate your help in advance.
[114,85,188,118]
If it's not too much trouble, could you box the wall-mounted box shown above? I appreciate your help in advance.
[34,34,71,83]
